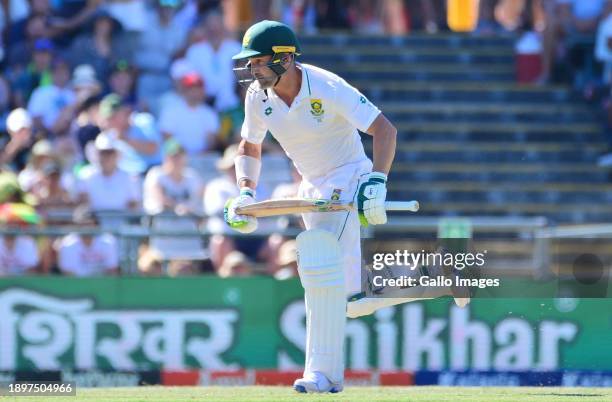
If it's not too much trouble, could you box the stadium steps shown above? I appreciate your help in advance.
[299,34,610,224]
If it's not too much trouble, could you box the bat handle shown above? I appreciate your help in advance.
[384,200,420,212]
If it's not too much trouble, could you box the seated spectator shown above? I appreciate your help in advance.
[134,0,190,111]
[273,239,298,280]
[67,11,130,84]
[104,0,148,33]
[77,132,140,211]
[156,58,196,117]
[9,0,101,47]
[31,161,76,210]
[108,61,137,105]
[0,0,29,41]
[8,16,50,69]
[71,64,102,103]
[541,0,608,83]
[18,139,57,190]
[72,94,102,158]
[168,259,200,276]
[0,108,34,172]
[57,207,119,276]
[98,94,162,175]
[8,36,54,106]
[186,11,241,111]
[143,139,203,215]
[137,245,163,276]
[159,72,220,154]
[0,169,35,205]
[217,251,253,277]
[27,57,76,137]
[0,234,39,276]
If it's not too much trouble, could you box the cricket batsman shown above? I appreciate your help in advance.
[224,20,468,393]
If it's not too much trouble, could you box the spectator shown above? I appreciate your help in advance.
[77,132,140,211]
[27,57,76,137]
[67,10,130,84]
[9,0,103,47]
[57,207,119,276]
[108,60,137,105]
[137,245,163,276]
[30,160,76,210]
[134,0,190,111]
[314,0,351,30]
[104,0,148,32]
[98,93,162,175]
[8,15,51,69]
[168,259,200,276]
[0,0,30,40]
[18,139,58,190]
[217,250,253,277]
[143,139,203,215]
[72,94,102,156]
[273,239,298,280]
[0,234,40,275]
[186,11,241,111]
[347,0,383,33]
[0,108,34,172]
[156,57,196,117]
[541,0,608,83]
[38,64,103,155]
[0,169,34,205]
[71,64,102,103]
[158,72,220,154]
[9,36,54,107]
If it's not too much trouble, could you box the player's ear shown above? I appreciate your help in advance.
[281,53,294,67]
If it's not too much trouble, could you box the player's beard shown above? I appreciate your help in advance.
[255,74,277,89]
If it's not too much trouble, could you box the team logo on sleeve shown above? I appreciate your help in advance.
[331,189,342,201]
[310,98,324,122]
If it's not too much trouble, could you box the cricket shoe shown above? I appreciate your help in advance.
[346,259,472,318]
[293,372,343,393]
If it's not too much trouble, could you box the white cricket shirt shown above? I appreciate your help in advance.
[241,63,380,180]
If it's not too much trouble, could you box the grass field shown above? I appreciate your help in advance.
[10,386,612,402]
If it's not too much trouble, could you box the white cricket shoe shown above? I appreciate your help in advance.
[293,371,343,393]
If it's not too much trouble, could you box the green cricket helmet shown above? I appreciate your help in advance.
[232,20,302,89]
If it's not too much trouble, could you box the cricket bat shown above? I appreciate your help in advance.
[235,198,419,218]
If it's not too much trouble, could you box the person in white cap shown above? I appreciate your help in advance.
[0,108,33,171]
[76,132,140,212]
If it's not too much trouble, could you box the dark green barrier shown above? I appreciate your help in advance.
[0,277,610,371]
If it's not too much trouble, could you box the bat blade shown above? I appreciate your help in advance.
[234,199,343,218]
[235,199,419,218]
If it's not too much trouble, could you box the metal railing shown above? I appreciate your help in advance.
[2,212,610,277]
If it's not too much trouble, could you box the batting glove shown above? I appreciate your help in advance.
[356,172,388,226]
[224,188,258,234]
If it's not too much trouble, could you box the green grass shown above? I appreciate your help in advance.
[8,386,612,402]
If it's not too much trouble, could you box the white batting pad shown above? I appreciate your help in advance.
[297,229,346,385]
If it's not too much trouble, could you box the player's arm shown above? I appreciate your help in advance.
[236,138,262,190]
[364,113,397,176]
[223,138,262,234]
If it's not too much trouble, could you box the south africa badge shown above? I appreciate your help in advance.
[310,98,324,122]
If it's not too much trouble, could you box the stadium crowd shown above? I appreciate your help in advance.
[0,0,610,277]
